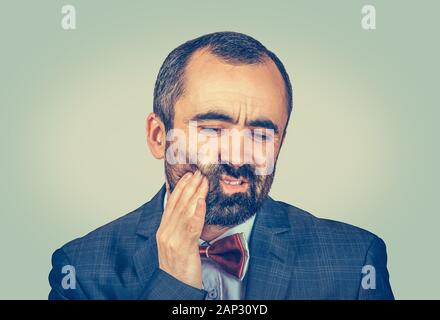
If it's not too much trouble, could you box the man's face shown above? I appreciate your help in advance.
[165,49,288,226]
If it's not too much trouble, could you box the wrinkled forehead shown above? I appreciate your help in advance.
[174,50,288,129]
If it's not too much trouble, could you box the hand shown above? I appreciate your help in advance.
[156,170,209,289]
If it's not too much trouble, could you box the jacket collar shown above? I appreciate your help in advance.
[244,196,294,299]
[135,185,166,239]
[133,184,295,299]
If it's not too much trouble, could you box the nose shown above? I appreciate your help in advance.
[220,129,253,167]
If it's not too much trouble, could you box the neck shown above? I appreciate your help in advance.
[201,224,230,242]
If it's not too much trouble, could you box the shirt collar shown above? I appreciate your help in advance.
[198,214,256,246]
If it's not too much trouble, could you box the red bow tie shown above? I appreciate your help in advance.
[199,233,249,281]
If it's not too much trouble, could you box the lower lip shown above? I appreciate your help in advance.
[220,180,249,194]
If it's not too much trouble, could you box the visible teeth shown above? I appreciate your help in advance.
[223,180,241,185]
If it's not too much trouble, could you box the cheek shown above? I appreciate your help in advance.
[186,130,281,173]
[195,135,221,165]
[252,141,278,176]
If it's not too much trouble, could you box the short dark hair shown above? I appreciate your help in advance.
[153,31,293,133]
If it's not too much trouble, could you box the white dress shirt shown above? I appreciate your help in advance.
[163,194,256,300]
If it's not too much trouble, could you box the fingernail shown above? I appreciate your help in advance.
[184,172,192,179]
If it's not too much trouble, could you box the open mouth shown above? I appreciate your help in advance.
[220,175,249,193]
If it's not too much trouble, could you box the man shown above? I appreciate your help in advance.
[48,32,394,300]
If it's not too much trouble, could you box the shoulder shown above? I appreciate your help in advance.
[269,199,393,299]
[48,204,148,299]
[55,186,165,263]
[49,186,166,299]
[274,199,385,256]
[53,205,145,268]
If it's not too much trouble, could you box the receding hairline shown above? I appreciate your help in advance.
[152,31,293,134]
[178,46,288,104]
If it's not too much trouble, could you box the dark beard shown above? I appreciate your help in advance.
[165,160,275,227]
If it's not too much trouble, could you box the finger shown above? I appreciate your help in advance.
[187,198,206,239]
[197,176,209,200]
[182,177,209,219]
[162,171,203,233]
[194,198,206,222]
[174,170,204,215]
[162,172,193,223]
[166,171,193,209]
[184,176,209,218]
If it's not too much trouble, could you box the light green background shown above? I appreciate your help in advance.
[1,0,439,299]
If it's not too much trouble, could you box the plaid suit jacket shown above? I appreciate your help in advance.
[48,185,394,299]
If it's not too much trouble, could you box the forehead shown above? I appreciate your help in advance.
[174,49,288,126]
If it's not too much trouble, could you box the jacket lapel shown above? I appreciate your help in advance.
[132,185,166,286]
[245,197,294,300]
[132,186,295,300]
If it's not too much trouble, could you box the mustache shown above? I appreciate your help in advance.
[194,163,257,182]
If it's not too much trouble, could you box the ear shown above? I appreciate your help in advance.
[146,112,166,159]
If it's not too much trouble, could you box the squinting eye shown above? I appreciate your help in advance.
[200,127,223,137]
[253,131,272,142]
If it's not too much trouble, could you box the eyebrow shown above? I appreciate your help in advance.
[190,111,235,123]
[247,119,279,135]
[189,111,279,135]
